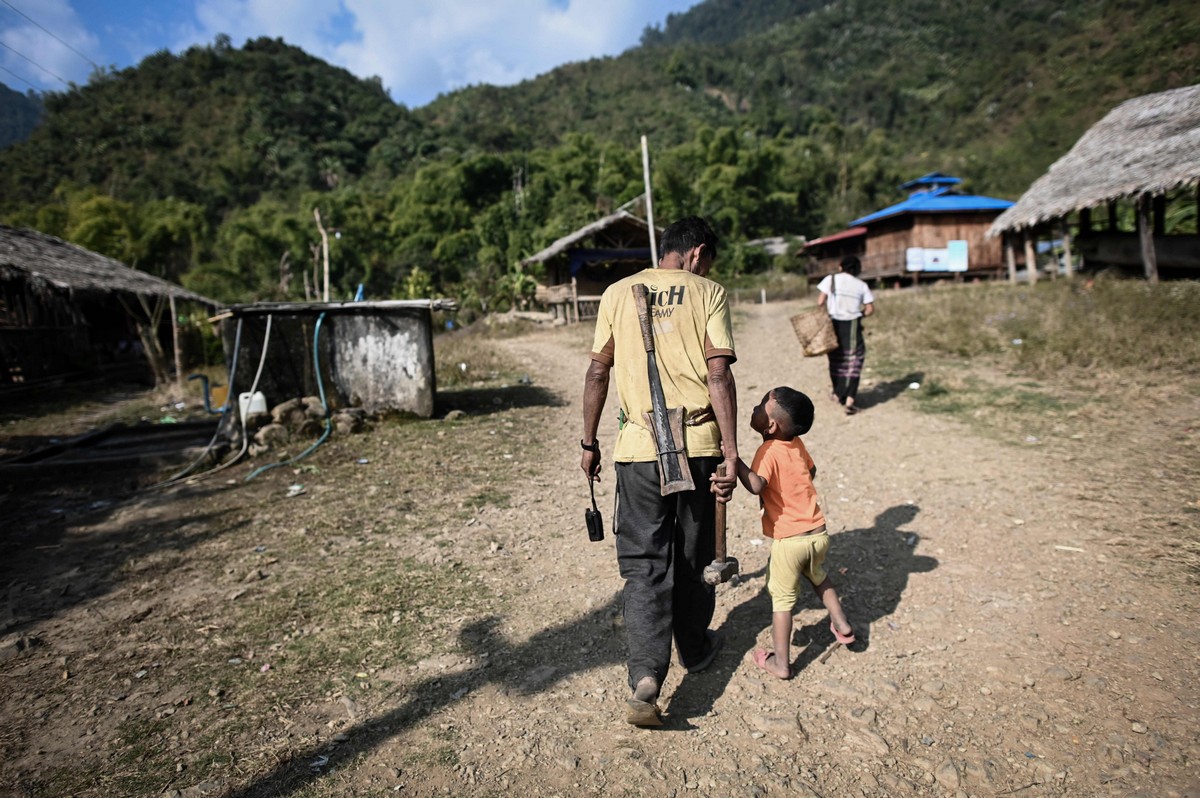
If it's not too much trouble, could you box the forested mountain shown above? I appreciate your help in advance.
[0,83,42,149]
[0,0,1195,309]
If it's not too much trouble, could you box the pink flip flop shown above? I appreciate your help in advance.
[831,621,856,645]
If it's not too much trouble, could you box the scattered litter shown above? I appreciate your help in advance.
[907,382,921,390]
[286,484,306,498]
[750,539,763,546]
[355,458,370,465]
[451,687,469,700]
[1012,339,1024,346]
[134,669,147,679]
[1024,751,1036,759]
[1012,518,1025,526]
[1024,435,1039,444]
[228,658,242,665]
[260,663,271,673]
[904,534,918,546]
[159,416,177,424]
[174,402,186,410]
[310,755,329,770]
[254,545,266,553]
[458,362,468,373]
[518,374,532,385]
[1054,545,1085,553]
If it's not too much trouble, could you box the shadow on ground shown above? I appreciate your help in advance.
[855,371,924,412]
[216,504,936,797]
[665,503,937,723]
[436,383,565,415]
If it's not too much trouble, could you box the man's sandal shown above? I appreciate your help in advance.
[625,698,663,727]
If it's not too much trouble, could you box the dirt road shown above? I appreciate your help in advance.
[2,298,1197,797]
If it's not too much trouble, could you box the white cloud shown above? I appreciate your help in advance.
[2,0,693,103]
[0,0,98,90]
[187,0,681,107]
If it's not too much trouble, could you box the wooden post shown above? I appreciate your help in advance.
[1024,232,1038,285]
[1060,219,1074,278]
[1005,236,1017,283]
[314,208,331,302]
[1136,193,1160,284]
[1107,201,1118,231]
[1079,207,1091,235]
[641,136,658,265]
[571,276,580,324]
[170,295,183,395]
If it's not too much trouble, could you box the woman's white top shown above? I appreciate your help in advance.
[817,273,875,321]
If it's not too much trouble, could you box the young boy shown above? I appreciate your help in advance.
[737,387,855,679]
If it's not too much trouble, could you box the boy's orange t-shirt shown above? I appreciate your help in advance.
[749,437,825,538]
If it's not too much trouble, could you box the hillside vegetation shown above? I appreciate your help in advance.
[0,83,41,149]
[0,0,1196,310]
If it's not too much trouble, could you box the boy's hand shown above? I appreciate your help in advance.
[710,458,738,503]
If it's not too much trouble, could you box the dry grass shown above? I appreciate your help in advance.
[873,276,1200,375]
[866,275,1200,584]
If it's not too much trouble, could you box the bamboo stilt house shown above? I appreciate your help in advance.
[0,224,216,388]
[988,83,1200,283]
[805,174,1014,286]
[524,208,662,323]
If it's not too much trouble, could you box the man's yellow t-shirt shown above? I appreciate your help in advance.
[590,268,735,462]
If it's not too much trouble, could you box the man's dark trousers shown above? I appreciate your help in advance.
[614,456,720,691]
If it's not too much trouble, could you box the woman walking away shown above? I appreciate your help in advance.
[817,255,875,415]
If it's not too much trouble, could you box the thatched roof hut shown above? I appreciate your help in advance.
[988,84,1200,282]
[990,84,1200,235]
[1,224,216,388]
[0,224,212,303]
[523,208,661,323]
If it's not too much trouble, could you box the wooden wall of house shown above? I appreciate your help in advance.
[806,240,867,281]
[861,218,913,280]
[911,213,1005,272]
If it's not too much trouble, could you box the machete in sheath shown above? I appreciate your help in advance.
[631,283,695,496]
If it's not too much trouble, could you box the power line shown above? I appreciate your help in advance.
[0,39,69,86]
[0,0,100,72]
[0,61,38,90]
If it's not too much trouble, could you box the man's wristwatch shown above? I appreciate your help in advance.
[580,439,600,453]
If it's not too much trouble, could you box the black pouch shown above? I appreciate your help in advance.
[585,477,604,542]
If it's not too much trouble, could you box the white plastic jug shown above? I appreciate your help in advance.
[239,391,268,418]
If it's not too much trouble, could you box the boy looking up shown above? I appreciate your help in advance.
[737,387,854,679]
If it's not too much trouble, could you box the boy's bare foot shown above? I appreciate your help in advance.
[752,649,791,679]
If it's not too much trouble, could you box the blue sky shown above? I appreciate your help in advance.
[0,0,699,107]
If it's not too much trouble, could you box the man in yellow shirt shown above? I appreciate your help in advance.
[580,216,739,726]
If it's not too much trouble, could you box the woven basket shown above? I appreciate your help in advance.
[790,308,838,357]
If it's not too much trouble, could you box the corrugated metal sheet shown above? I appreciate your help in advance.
[850,187,1014,227]
[805,226,868,248]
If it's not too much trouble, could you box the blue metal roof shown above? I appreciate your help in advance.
[850,185,1014,227]
[900,172,961,192]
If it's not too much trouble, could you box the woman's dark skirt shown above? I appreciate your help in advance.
[827,317,865,404]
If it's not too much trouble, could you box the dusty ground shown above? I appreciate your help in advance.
[1,298,1198,798]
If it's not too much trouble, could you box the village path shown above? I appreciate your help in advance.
[352,298,1199,798]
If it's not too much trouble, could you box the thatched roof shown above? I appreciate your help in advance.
[990,83,1200,236]
[0,223,215,304]
[522,210,659,265]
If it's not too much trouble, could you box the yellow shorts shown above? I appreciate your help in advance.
[766,531,830,613]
